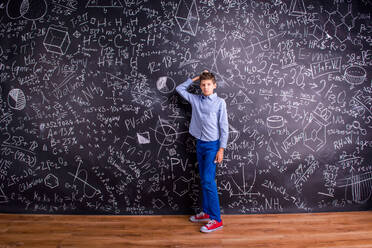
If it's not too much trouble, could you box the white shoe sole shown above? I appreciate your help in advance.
[189,217,210,223]
[200,226,223,233]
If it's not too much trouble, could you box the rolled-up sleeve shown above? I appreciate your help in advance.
[176,78,194,103]
[219,99,229,149]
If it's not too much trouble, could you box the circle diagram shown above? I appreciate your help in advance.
[155,124,178,146]
[156,76,176,94]
[6,0,47,20]
[8,88,26,110]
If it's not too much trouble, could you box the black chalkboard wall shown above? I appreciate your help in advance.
[0,0,371,215]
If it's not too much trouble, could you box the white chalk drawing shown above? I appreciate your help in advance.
[289,0,306,16]
[230,90,253,105]
[243,30,285,56]
[267,137,282,159]
[86,0,123,8]
[175,0,199,36]
[151,116,188,156]
[266,116,284,129]
[44,174,59,189]
[344,66,366,88]
[339,171,372,204]
[68,156,101,199]
[310,25,324,41]
[6,0,47,20]
[324,6,356,42]
[267,116,285,136]
[137,132,150,144]
[303,113,329,152]
[226,151,259,197]
[8,88,26,110]
[0,187,7,203]
[346,120,367,135]
[173,176,190,197]
[228,124,240,145]
[43,26,71,55]
[153,198,165,209]
[247,18,263,36]
[156,76,176,94]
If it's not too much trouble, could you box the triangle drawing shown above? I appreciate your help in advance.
[289,0,306,16]
[231,90,253,105]
[0,187,7,203]
[248,19,263,36]
[267,137,281,159]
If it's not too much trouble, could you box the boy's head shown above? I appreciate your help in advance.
[199,71,216,97]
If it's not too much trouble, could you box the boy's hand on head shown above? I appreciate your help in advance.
[191,70,209,82]
[214,148,224,164]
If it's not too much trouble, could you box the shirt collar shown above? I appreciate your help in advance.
[202,93,217,101]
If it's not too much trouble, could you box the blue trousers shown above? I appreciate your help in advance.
[196,139,221,222]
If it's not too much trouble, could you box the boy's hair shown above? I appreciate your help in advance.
[200,71,216,84]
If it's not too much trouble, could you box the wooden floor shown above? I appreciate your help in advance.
[0,211,371,248]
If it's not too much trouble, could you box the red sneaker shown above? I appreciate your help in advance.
[200,220,223,233]
[189,212,210,223]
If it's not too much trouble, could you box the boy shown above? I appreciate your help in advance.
[176,70,229,233]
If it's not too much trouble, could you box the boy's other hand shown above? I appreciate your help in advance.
[214,148,224,164]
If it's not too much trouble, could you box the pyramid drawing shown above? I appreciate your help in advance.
[231,90,253,105]
[86,0,123,8]
[289,0,306,16]
[175,0,199,36]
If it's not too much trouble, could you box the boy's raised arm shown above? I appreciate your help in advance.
[176,75,200,103]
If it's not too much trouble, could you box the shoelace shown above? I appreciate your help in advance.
[196,212,206,218]
[206,220,216,227]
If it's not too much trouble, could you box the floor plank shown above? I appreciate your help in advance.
[0,211,371,247]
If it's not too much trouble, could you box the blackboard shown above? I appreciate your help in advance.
[0,0,371,215]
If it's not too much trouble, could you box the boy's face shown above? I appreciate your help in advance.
[200,79,216,96]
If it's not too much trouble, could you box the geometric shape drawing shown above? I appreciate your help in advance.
[137,132,150,144]
[231,90,253,105]
[335,23,349,43]
[8,88,26,110]
[267,137,281,159]
[338,171,372,204]
[289,0,306,16]
[248,18,263,36]
[44,173,59,189]
[175,0,199,36]
[225,150,259,197]
[156,76,176,94]
[344,66,366,88]
[154,117,178,147]
[86,0,123,8]
[173,176,190,197]
[266,116,284,129]
[105,72,129,90]
[303,113,328,152]
[153,198,165,209]
[0,186,8,203]
[6,0,47,20]
[43,26,71,55]
[311,25,324,41]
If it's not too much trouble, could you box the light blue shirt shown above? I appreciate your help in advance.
[176,78,229,149]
